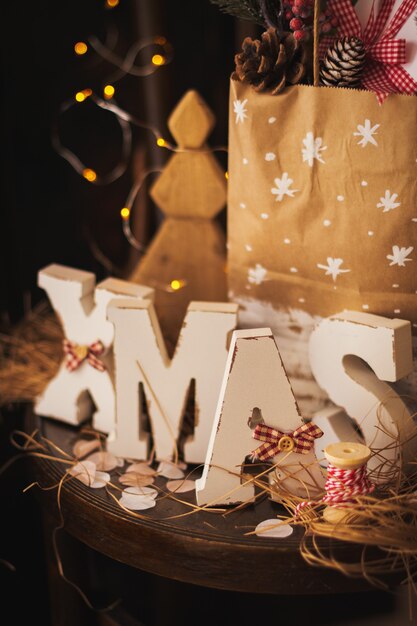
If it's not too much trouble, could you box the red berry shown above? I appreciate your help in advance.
[330,16,339,27]
[289,17,303,30]
[320,21,332,34]
[292,6,301,15]
[285,9,294,20]
[294,29,306,41]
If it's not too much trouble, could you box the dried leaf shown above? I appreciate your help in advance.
[68,460,96,486]
[123,486,158,499]
[157,461,185,480]
[86,451,118,471]
[119,493,157,511]
[126,462,157,477]
[166,479,195,493]
[72,438,100,459]
[118,473,155,488]
[255,519,293,538]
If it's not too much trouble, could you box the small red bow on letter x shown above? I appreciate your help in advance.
[63,339,106,372]
[251,422,323,461]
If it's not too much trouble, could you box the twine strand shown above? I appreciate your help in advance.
[314,0,320,86]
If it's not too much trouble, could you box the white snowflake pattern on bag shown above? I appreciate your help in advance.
[248,264,267,285]
[301,132,327,166]
[353,120,380,147]
[271,173,299,202]
[317,257,351,282]
[387,246,413,267]
[233,99,248,124]
[377,190,401,213]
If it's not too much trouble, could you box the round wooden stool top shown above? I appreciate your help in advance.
[26,409,376,596]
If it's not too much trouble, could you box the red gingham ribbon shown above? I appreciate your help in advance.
[320,0,417,102]
[295,462,375,517]
[63,339,106,372]
[251,422,324,461]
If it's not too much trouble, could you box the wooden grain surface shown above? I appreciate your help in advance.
[130,90,227,354]
[26,409,381,596]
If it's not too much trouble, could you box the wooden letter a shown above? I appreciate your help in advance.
[196,329,325,506]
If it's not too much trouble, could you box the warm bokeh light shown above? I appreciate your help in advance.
[152,54,165,66]
[225,171,229,179]
[120,207,130,219]
[170,279,183,291]
[106,0,119,7]
[75,89,92,103]
[156,137,166,147]
[83,168,97,182]
[103,84,115,99]
[74,41,88,55]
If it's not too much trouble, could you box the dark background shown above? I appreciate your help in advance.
[1,0,257,326]
[0,2,257,623]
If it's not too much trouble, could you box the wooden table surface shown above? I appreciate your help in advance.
[27,409,376,597]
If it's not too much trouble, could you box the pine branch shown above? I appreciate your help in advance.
[209,0,262,24]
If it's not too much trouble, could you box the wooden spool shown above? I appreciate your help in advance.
[323,441,372,524]
[130,90,228,355]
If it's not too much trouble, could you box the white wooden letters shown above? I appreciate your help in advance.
[107,299,238,463]
[35,264,153,433]
[196,328,325,506]
[309,311,416,477]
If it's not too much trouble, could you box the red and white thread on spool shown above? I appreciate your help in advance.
[296,441,375,523]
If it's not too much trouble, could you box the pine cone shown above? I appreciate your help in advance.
[233,28,307,95]
[320,37,366,89]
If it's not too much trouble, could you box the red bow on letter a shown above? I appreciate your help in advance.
[251,422,323,461]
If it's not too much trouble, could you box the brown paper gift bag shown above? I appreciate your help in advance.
[227,79,417,414]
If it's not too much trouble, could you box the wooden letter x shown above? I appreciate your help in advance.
[35,264,153,433]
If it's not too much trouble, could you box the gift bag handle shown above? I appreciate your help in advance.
[314,0,320,87]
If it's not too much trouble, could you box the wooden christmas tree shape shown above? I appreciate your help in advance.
[131,90,228,355]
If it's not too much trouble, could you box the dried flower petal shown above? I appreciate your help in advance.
[119,493,157,511]
[126,462,157,477]
[91,471,111,489]
[166,479,195,493]
[123,486,157,499]
[157,461,185,479]
[72,438,100,459]
[68,460,96,486]
[119,473,155,488]
[87,451,118,471]
[255,519,293,538]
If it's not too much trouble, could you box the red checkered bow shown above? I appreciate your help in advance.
[251,422,324,461]
[63,339,106,372]
[320,0,417,102]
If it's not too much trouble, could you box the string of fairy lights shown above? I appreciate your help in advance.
[54,0,227,292]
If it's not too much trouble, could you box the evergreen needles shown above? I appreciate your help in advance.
[209,0,281,27]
